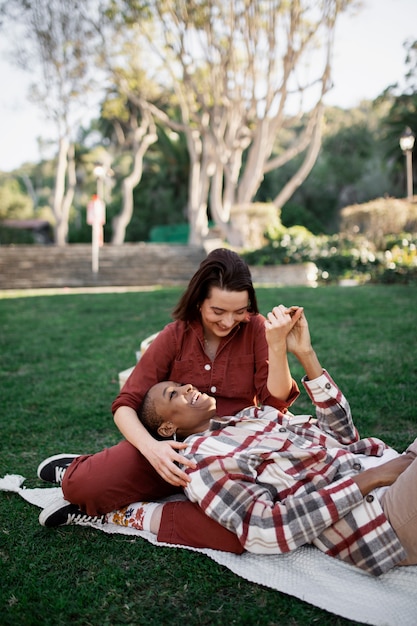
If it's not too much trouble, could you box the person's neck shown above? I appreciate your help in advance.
[178,420,212,439]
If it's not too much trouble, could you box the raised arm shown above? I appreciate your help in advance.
[264,305,303,399]
[267,307,358,443]
[265,305,322,391]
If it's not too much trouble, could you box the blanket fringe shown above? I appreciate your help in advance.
[0,474,26,492]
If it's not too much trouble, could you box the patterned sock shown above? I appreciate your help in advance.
[106,501,161,532]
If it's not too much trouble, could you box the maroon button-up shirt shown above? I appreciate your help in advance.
[112,316,299,417]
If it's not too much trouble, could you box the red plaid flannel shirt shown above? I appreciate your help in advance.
[183,370,406,576]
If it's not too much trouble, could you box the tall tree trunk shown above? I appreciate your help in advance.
[273,105,324,210]
[185,145,210,245]
[111,111,158,245]
[53,138,76,246]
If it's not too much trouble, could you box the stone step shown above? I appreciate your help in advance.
[0,243,318,290]
[0,243,206,290]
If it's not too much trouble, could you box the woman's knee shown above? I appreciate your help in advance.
[62,442,142,502]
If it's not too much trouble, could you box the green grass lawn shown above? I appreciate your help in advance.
[1,284,416,626]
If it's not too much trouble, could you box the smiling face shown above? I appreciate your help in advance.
[149,381,217,438]
[199,287,250,340]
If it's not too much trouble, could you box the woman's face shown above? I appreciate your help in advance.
[150,381,216,437]
[199,287,250,339]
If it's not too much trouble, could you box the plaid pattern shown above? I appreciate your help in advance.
[183,370,406,576]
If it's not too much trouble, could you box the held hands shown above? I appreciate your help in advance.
[265,305,312,355]
[265,305,322,380]
[144,438,197,488]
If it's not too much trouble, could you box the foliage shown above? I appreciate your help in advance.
[0,176,33,219]
[242,216,417,285]
[0,224,36,244]
[279,201,325,234]
[259,102,396,234]
[103,0,355,244]
[376,235,417,284]
[1,286,416,625]
[0,1,103,244]
[0,29,415,245]
[339,197,417,246]
[125,126,189,242]
[100,128,188,243]
[376,39,417,192]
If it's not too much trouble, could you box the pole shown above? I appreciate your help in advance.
[91,163,107,275]
[406,149,413,200]
[92,177,101,274]
[92,220,99,274]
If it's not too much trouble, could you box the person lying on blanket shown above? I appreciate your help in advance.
[39,308,417,577]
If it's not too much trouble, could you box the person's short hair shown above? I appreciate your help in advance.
[138,390,164,435]
[172,248,259,322]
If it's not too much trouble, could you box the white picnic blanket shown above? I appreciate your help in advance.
[1,473,417,626]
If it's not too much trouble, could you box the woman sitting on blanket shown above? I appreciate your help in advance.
[37,248,300,553]
[39,308,417,576]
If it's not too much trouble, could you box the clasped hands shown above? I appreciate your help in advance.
[265,304,311,355]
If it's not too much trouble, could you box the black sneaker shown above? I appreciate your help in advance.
[37,453,80,485]
[39,498,105,528]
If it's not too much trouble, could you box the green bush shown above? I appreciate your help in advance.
[377,265,417,284]
[243,225,321,265]
[242,227,417,285]
[0,225,36,244]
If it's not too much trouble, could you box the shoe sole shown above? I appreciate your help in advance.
[37,453,80,481]
[39,497,72,527]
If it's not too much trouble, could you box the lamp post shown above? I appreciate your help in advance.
[89,163,107,274]
[399,127,415,200]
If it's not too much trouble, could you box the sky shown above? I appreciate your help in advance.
[0,0,416,172]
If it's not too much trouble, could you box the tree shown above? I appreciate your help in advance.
[102,96,158,245]
[376,39,417,195]
[107,0,356,244]
[0,0,102,245]
[96,69,160,244]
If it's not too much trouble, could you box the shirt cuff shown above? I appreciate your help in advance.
[302,369,341,402]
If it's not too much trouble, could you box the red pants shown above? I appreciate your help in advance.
[62,440,243,554]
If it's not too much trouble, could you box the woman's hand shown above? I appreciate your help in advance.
[265,305,303,353]
[285,307,312,355]
[143,439,197,488]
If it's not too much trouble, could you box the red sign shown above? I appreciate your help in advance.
[87,195,106,226]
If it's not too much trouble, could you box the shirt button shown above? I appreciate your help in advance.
[366,494,374,503]
[204,364,211,371]
[279,427,286,433]
[352,462,362,471]
[325,383,331,389]
[210,386,217,393]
